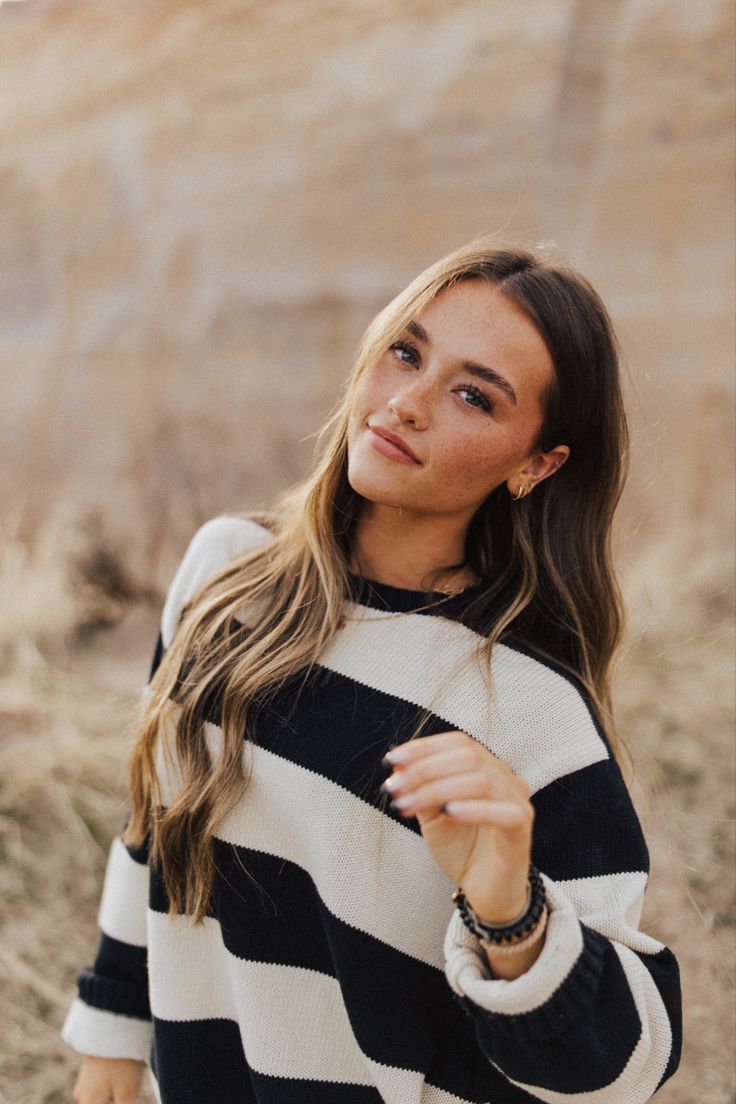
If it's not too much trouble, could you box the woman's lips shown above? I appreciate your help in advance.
[368,427,421,465]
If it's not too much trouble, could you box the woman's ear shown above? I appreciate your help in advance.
[506,445,570,498]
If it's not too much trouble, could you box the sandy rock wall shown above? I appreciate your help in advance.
[0,0,733,609]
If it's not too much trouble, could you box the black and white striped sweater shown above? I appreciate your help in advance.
[62,515,682,1103]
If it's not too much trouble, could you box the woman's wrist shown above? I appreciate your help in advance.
[465,882,531,927]
[480,918,547,979]
[458,865,532,927]
[452,863,548,979]
[453,864,546,941]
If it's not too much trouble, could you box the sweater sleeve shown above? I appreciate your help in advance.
[60,637,163,1061]
[61,514,275,1060]
[443,679,682,1103]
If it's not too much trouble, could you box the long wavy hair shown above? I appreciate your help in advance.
[125,237,630,921]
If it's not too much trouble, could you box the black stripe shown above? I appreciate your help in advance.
[149,1015,544,1104]
[149,630,165,680]
[150,840,515,1103]
[151,1017,257,1104]
[78,929,150,1019]
[199,664,464,837]
[122,834,150,865]
[532,758,649,880]
[91,931,147,987]
[465,925,642,1090]
[251,1070,384,1104]
[152,1016,386,1104]
[638,945,683,1092]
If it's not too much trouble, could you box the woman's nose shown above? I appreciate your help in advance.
[387,377,434,429]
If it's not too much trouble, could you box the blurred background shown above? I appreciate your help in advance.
[0,1,733,1101]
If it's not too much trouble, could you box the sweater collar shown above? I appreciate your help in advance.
[346,569,487,616]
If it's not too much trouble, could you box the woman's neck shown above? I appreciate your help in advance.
[349,504,478,592]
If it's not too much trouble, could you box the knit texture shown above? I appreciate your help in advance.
[62,515,682,1103]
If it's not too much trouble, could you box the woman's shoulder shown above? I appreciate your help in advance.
[491,633,616,765]
[160,513,275,647]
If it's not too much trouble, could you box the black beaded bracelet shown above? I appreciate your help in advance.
[452,863,546,946]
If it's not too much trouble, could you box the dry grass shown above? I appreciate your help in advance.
[0,507,733,1104]
[0,509,157,1104]
[618,627,736,1104]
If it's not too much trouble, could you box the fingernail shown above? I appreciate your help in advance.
[384,746,409,765]
[389,799,412,815]
[380,774,401,793]
[390,793,414,810]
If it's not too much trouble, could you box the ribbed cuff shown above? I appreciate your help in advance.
[444,872,607,1041]
[78,967,151,1019]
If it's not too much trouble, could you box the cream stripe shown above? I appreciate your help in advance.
[210,735,457,969]
[148,914,367,1082]
[500,942,672,1103]
[555,871,664,953]
[148,911,477,1103]
[148,1071,163,1104]
[61,997,152,1061]
[161,516,273,648]
[317,603,608,793]
[98,836,149,948]
[421,1086,478,1104]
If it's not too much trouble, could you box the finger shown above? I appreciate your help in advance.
[381,746,480,794]
[442,799,529,828]
[386,769,486,813]
[383,730,474,766]
[383,746,527,804]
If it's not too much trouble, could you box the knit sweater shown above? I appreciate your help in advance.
[62,515,682,1103]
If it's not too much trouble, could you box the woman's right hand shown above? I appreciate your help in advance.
[73,1055,146,1103]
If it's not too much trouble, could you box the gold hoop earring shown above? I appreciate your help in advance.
[512,481,533,501]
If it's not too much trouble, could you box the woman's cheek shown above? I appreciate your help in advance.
[440,439,501,490]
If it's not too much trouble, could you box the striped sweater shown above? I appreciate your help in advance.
[62,515,682,1103]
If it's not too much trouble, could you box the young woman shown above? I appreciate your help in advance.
[64,240,682,1103]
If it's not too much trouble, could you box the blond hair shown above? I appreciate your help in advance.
[125,236,629,920]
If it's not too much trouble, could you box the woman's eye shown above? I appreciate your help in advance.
[390,341,419,366]
[388,343,493,413]
[457,384,493,413]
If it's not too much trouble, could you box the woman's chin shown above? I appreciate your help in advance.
[347,465,415,509]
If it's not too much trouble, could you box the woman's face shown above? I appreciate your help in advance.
[346,280,563,519]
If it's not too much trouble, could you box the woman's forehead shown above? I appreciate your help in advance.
[414,282,554,391]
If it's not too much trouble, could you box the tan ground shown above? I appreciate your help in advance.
[0,520,733,1103]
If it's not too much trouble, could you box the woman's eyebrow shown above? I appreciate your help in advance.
[406,319,518,406]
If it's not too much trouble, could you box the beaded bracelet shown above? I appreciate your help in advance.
[481,903,548,956]
[452,863,546,946]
